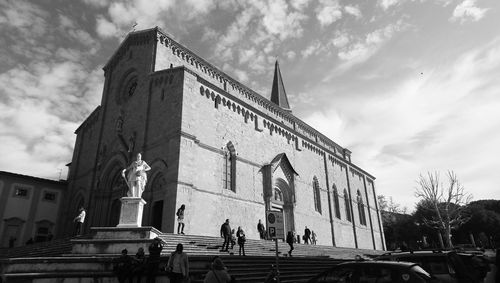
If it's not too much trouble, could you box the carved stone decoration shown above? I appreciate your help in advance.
[116,113,124,134]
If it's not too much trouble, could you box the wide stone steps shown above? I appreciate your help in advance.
[0,237,75,258]
[2,255,343,283]
[0,231,383,282]
[158,232,381,259]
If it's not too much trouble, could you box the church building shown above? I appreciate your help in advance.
[61,27,385,250]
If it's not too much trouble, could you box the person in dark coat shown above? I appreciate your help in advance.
[220,219,231,252]
[286,231,294,256]
[236,226,246,256]
[146,237,163,283]
[304,226,311,244]
[257,219,266,239]
[113,249,133,283]
[132,247,146,283]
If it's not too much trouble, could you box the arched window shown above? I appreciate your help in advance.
[333,185,341,219]
[357,190,367,226]
[313,176,322,214]
[344,189,352,222]
[224,142,236,192]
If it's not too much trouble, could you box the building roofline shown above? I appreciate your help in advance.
[0,171,68,185]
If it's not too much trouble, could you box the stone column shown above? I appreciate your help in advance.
[117,197,146,228]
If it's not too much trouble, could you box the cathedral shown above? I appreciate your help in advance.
[61,27,385,250]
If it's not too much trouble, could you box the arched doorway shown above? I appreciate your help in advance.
[143,173,167,231]
[273,178,295,235]
[107,169,128,226]
[263,153,298,239]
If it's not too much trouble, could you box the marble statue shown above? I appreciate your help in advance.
[122,153,151,198]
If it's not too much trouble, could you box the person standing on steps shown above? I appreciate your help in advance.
[220,219,231,252]
[237,226,246,256]
[176,204,186,234]
[311,230,317,245]
[286,231,294,257]
[73,207,86,236]
[230,229,236,250]
[257,219,266,239]
[304,226,311,244]
[167,243,189,283]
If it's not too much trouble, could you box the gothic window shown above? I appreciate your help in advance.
[313,176,322,214]
[333,185,341,219]
[223,142,236,192]
[357,190,367,226]
[344,189,352,222]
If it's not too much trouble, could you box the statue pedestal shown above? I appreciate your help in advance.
[117,197,146,228]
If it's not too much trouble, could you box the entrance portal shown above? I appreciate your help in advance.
[152,200,163,231]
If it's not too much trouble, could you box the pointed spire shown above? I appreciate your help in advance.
[271,60,291,112]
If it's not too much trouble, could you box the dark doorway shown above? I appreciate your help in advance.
[110,199,121,226]
[152,200,163,231]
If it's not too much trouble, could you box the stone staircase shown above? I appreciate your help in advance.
[0,237,76,258]
[158,233,382,259]
[0,231,383,282]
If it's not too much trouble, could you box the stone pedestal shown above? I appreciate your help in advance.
[117,197,146,228]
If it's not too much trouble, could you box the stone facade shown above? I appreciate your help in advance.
[61,27,385,250]
[0,171,67,247]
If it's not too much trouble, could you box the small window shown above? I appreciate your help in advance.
[13,186,29,198]
[43,192,57,202]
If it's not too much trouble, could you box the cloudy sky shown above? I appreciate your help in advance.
[1,0,499,210]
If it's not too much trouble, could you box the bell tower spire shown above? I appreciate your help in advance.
[270,60,291,112]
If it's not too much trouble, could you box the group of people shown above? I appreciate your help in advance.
[303,226,318,245]
[114,238,237,283]
[220,219,247,256]
[113,237,164,283]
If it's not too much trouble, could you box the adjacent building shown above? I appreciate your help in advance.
[0,171,67,247]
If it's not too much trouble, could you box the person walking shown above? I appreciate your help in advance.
[304,226,311,244]
[311,230,317,245]
[257,219,266,239]
[167,243,189,283]
[220,219,231,252]
[203,257,232,283]
[286,231,294,257]
[73,207,86,236]
[176,204,186,234]
[237,226,246,256]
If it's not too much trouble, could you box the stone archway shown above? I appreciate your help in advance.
[273,178,295,235]
[262,153,298,239]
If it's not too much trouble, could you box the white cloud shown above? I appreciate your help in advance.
[344,5,362,19]
[332,32,350,48]
[286,50,296,60]
[450,0,488,23]
[336,21,406,68]
[290,0,312,10]
[378,0,400,10]
[316,0,342,27]
[82,0,110,8]
[96,15,119,38]
[301,40,323,58]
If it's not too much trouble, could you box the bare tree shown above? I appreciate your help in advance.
[377,195,408,214]
[415,171,472,248]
